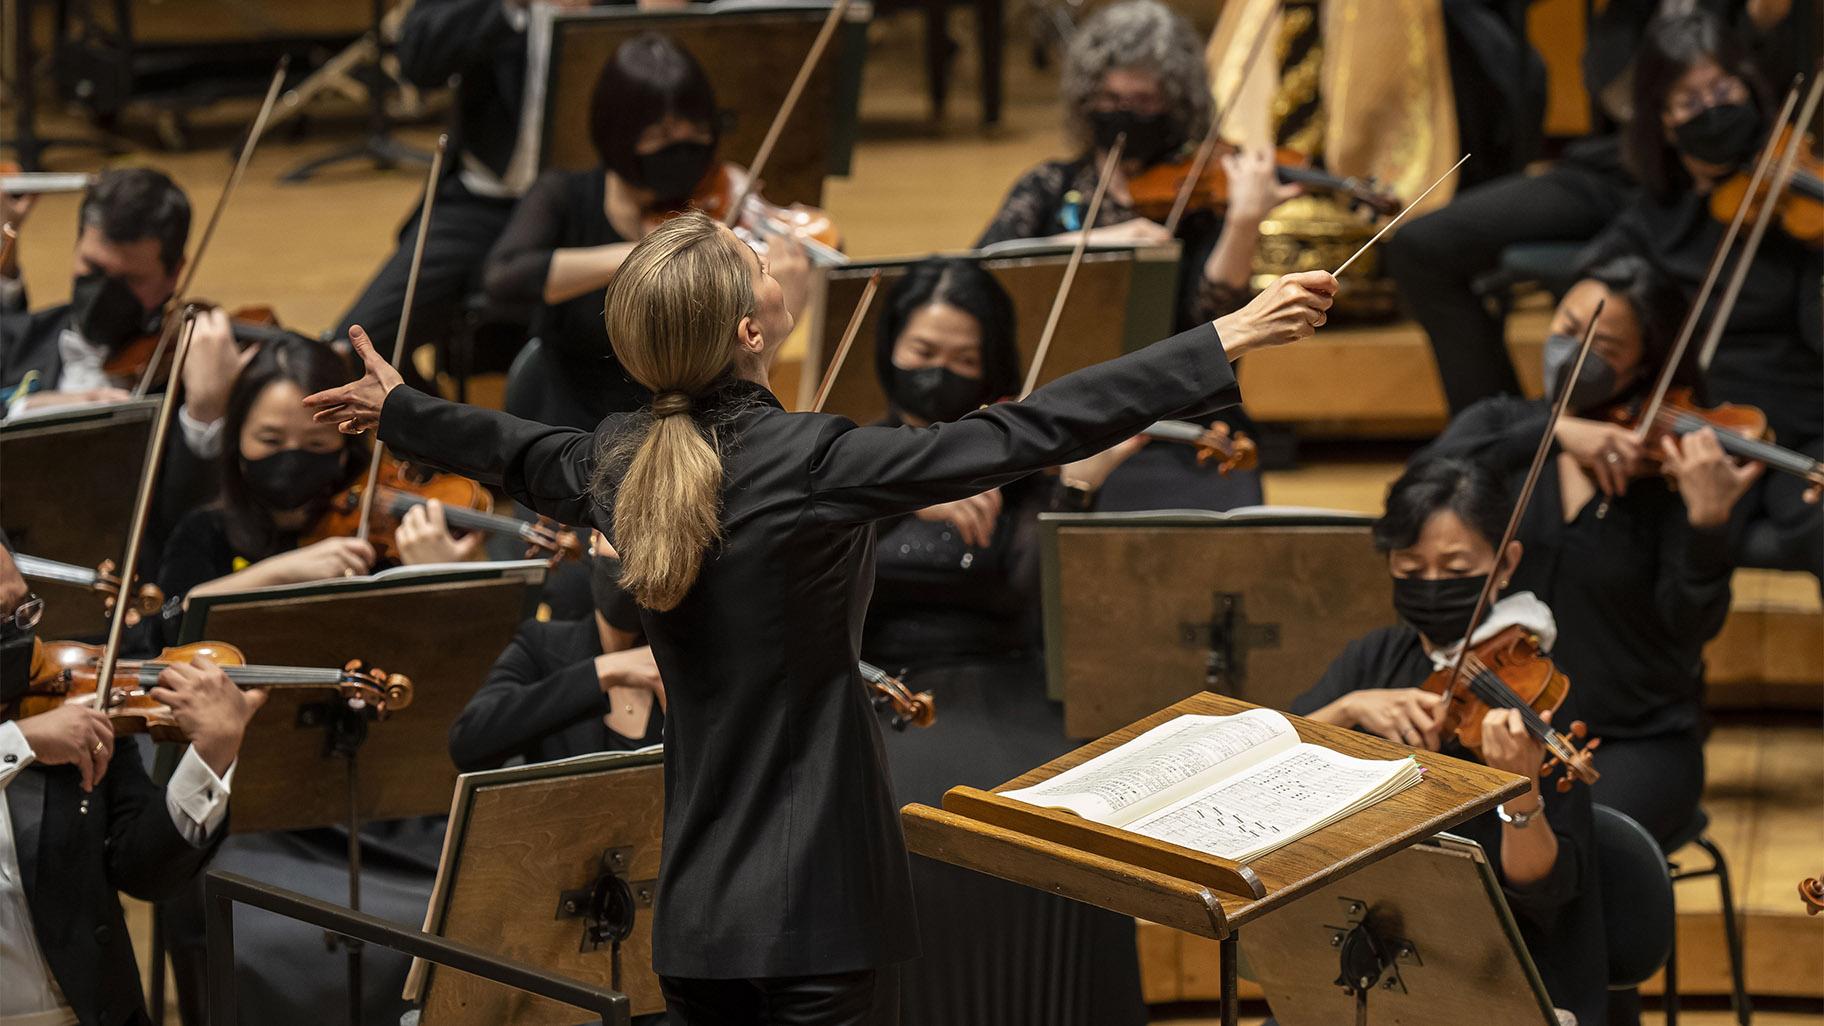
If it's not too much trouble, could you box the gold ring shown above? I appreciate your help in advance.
[92,741,105,754]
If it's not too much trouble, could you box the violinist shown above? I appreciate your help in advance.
[0,169,240,439]
[305,212,1334,1023]
[482,32,811,427]
[864,258,1150,1026]
[1590,10,1821,585]
[449,540,665,772]
[154,337,475,641]
[1417,252,1759,847]
[1291,457,1607,1026]
[0,533,264,1026]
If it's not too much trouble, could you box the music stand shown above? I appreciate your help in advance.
[900,692,1531,1026]
[1240,834,1559,1026]
[406,749,668,1025]
[0,399,159,637]
[801,242,1182,416]
[177,560,546,1026]
[1037,508,1387,738]
[519,0,870,206]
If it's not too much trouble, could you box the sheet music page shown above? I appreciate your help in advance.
[1000,709,1298,824]
[1124,744,1420,862]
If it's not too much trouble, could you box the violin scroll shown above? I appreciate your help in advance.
[860,662,935,731]
[1539,719,1602,792]
[93,559,165,625]
[339,659,414,715]
[1191,424,1258,474]
[1801,876,1824,915]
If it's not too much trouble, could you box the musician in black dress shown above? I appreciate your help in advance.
[862,258,1150,1026]
[1417,253,1762,847]
[307,211,1335,1024]
[1291,457,1607,1026]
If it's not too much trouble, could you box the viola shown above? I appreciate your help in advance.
[1600,387,1824,490]
[1127,145,1401,223]
[647,163,844,264]
[10,639,412,742]
[14,553,163,625]
[860,661,934,730]
[1420,624,1601,791]
[306,452,584,565]
[1708,125,1823,248]
[1141,420,1258,474]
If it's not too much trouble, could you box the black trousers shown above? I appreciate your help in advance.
[659,969,897,1026]
[336,173,518,370]
[1590,729,1705,848]
[1384,155,1631,414]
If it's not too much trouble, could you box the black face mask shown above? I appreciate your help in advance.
[239,449,346,514]
[635,141,716,205]
[1391,574,1489,648]
[0,623,33,704]
[1089,109,1179,167]
[1673,101,1762,167]
[69,271,158,352]
[890,364,984,424]
[1541,332,1626,412]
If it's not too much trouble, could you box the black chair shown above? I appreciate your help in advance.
[503,336,607,431]
[1661,808,1751,1025]
[1595,804,1676,997]
[1469,240,1586,319]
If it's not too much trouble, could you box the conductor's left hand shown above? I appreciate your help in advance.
[303,325,402,435]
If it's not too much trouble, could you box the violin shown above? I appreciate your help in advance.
[1708,124,1823,248]
[101,302,297,386]
[14,553,163,625]
[647,164,844,265]
[305,452,584,566]
[10,638,412,742]
[860,661,934,730]
[1420,625,1600,792]
[1141,420,1258,474]
[1601,387,1824,489]
[1127,145,1402,223]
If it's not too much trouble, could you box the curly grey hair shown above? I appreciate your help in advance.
[1061,0,1211,155]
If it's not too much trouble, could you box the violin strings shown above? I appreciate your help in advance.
[1459,654,1575,759]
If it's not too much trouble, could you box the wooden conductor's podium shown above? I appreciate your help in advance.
[0,399,159,637]
[406,749,668,1024]
[1038,509,1389,738]
[800,243,1182,416]
[901,693,1530,1025]
[523,0,869,207]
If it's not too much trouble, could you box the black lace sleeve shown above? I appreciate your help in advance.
[975,162,1074,247]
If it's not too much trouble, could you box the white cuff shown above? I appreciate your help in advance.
[164,745,234,845]
[177,405,225,459]
[0,721,35,789]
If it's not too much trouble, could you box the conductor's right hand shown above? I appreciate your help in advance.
[303,325,403,436]
[1213,270,1338,359]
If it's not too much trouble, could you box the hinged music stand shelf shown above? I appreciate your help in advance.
[902,693,1528,1022]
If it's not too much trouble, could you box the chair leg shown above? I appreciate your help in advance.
[1694,837,1752,1025]
[1664,873,1679,1026]
[923,0,951,119]
[974,0,1003,124]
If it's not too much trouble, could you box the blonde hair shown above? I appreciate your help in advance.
[599,211,756,611]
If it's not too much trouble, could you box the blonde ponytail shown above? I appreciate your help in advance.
[597,212,757,611]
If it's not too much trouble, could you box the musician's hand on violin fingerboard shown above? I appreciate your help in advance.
[1213,270,1337,358]
[303,325,403,435]
[17,705,115,792]
[1220,149,1302,226]
[395,500,484,566]
[1478,707,1545,780]
[181,308,246,426]
[1660,428,1764,529]
[1554,418,1644,498]
[151,655,266,778]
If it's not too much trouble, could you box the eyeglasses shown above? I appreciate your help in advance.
[3,594,43,631]
[1667,77,1750,122]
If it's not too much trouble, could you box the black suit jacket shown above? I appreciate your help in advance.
[378,321,1241,979]
[10,743,224,1026]
[0,303,72,396]
[448,617,661,772]
[399,0,531,179]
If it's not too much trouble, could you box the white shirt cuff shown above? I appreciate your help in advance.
[164,745,234,845]
[0,721,34,789]
[177,405,225,459]
[0,274,23,313]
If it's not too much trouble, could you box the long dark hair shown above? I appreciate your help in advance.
[589,33,720,184]
[1373,457,1512,554]
[874,258,1021,412]
[1574,248,1707,399]
[1624,11,1773,202]
[217,338,364,559]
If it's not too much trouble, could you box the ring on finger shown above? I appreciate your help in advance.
[1604,450,1621,465]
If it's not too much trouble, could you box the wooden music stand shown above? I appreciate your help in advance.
[900,693,1530,1026]
[1240,834,1559,1026]
[523,0,869,207]
[1037,509,1388,737]
[406,750,668,1025]
[0,399,159,637]
[801,242,1183,416]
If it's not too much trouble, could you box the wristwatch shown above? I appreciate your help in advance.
[1497,799,1542,829]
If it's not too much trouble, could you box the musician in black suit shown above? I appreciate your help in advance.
[0,537,263,1026]
[308,213,1334,1024]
